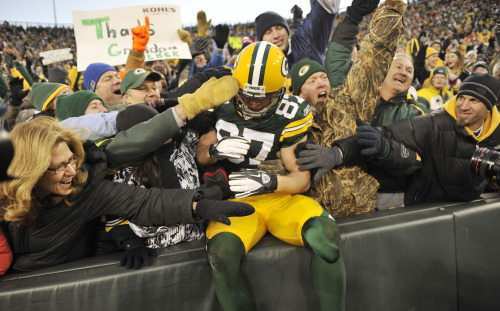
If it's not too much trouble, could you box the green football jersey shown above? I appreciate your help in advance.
[214,94,313,172]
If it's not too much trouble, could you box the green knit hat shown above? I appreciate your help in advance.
[430,66,448,79]
[290,58,326,95]
[30,82,71,111]
[56,90,103,121]
[448,49,462,59]
[430,40,443,50]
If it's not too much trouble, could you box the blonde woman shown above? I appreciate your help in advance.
[445,49,469,94]
[0,117,253,272]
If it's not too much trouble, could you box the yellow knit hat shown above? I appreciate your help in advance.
[426,47,438,58]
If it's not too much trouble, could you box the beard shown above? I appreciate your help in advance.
[456,117,469,128]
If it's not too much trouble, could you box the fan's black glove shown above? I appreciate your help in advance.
[120,237,157,269]
[202,166,231,199]
[190,36,209,56]
[418,30,429,46]
[213,24,230,49]
[186,111,217,135]
[346,0,381,24]
[8,77,29,107]
[194,199,255,225]
[355,118,390,159]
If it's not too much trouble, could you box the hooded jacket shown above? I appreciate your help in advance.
[417,78,453,111]
[6,142,200,271]
[375,96,500,205]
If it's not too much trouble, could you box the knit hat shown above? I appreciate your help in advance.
[430,66,448,79]
[465,50,477,59]
[120,68,162,94]
[464,60,474,69]
[255,11,290,41]
[48,65,70,85]
[430,40,443,50]
[83,62,117,92]
[290,58,326,95]
[116,104,159,132]
[30,82,71,111]
[448,49,462,59]
[472,61,489,73]
[426,47,438,59]
[457,73,500,110]
[55,90,103,121]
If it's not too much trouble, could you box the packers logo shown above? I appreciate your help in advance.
[133,68,147,75]
[281,58,289,77]
[298,65,310,77]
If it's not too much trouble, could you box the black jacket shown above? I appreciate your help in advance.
[374,97,500,205]
[7,142,200,271]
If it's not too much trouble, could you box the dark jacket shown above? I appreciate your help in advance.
[373,96,500,205]
[6,142,200,271]
[334,91,426,192]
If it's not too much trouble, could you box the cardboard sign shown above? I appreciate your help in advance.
[72,4,191,71]
[39,48,74,65]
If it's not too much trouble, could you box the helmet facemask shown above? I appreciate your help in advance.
[236,84,285,119]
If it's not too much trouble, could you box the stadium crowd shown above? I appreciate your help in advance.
[0,0,499,310]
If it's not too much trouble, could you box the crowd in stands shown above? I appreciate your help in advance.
[0,0,499,310]
[0,0,498,93]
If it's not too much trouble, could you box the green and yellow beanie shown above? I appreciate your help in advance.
[56,90,103,121]
[430,66,448,79]
[30,82,71,111]
[290,58,326,95]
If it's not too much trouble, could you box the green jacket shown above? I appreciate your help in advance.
[325,17,358,89]
[371,91,427,127]
[97,107,182,171]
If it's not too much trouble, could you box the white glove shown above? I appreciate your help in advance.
[209,136,250,160]
[229,169,278,198]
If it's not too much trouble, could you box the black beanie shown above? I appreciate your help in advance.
[255,11,290,41]
[116,104,159,132]
[457,73,500,110]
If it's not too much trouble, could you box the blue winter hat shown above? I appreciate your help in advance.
[83,63,117,92]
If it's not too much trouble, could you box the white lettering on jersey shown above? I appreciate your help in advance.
[216,119,275,165]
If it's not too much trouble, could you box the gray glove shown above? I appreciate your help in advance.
[296,142,343,182]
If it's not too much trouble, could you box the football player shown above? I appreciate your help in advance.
[196,41,346,311]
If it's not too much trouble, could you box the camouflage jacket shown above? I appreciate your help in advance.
[310,0,407,217]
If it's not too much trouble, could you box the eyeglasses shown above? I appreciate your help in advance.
[47,154,79,175]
